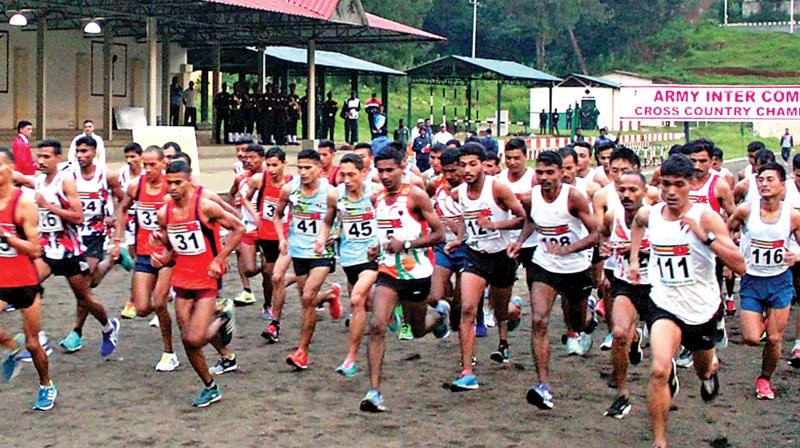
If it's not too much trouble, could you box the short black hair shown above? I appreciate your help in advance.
[245,143,264,157]
[445,139,461,147]
[459,142,486,161]
[619,171,647,186]
[162,141,182,152]
[557,147,578,164]
[83,119,94,125]
[572,141,591,151]
[38,139,63,155]
[174,151,192,167]
[354,142,373,155]
[610,147,641,170]
[297,149,321,163]
[166,160,191,175]
[793,153,800,170]
[594,141,615,161]
[484,150,500,164]
[318,140,336,151]
[754,149,776,167]
[747,141,766,154]
[374,146,404,165]
[660,154,694,179]
[17,121,32,132]
[668,144,684,156]
[758,162,786,182]
[340,153,364,171]
[430,143,445,154]
[536,150,562,167]
[442,148,461,166]
[75,135,97,148]
[505,138,526,154]
[683,141,711,157]
[124,142,143,155]
[691,138,715,154]
[711,146,723,160]
[0,147,14,163]
[265,147,286,162]
[144,145,164,159]
[465,136,481,144]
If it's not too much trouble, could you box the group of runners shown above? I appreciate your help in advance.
[2,132,800,448]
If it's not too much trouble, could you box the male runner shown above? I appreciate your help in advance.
[34,139,119,356]
[0,147,56,410]
[737,141,766,182]
[595,141,615,179]
[229,143,264,306]
[574,141,609,186]
[450,142,526,390]
[359,146,447,412]
[785,153,800,366]
[152,159,244,407]
[274,149,342,370]
[111,146,178,371]
[332,153,380,377]
[728,162,800,399]
[318,140,341,186]
[710,146,735,189]
[482,151,501,176]
[601,171,651,418]
[508,150,600,409]
[734,148,776,203]
[628,154,745,448]
[499,139,537,291]
[422,143,444,179]
[119,142,143,319]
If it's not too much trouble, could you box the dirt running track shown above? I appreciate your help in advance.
[2,159,800,448]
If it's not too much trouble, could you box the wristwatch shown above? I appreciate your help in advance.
[0,231,10,244]
[403,240,412,252]
[703,232,716,246]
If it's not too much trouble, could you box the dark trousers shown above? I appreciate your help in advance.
[184,107,197,127]
[539,123,546,134]
[345,118,358,144]
[215,113,228,144]
[322,118,335,141]
[170,105,180,126]
[566,116,572,130]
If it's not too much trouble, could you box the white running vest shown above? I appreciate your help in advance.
[456,176,513,254]
[433,178,462,243]
[785,179,800,252]
[744,173,759,203]
[498,168,536,248]
[610,206,650,285]
[740,200,792,277]
[376,185,434,280]
[648,203,720,325]
[601,182,623,271]
[531,184,590,274]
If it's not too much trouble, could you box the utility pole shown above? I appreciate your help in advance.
[791,0,795,34]
[470,0,478,58]
[724,0,728,25]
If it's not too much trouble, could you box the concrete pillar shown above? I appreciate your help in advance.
[161,29,171,126]
[257,47,266,94]
[13,47,30,127]
[103,23,114,140]
[146,18,158,125]
[200,70,209,122]
[75,52,90,127]
[212,43,221,103]
[36,16,46,140]
[305,39,316,147]
[130,58,143,107]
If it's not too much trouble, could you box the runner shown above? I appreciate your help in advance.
[727,161,800,400]
[318,140,341,186]
[229,143,264,306]
[359,145,447,412]
[232,138,250,177]
[274,149,342,370]
[152,159,244,407]
[0,146,56,410]
[162,142,182,165]
[574,141,609,186]
[450,142,526,390]
[786,153,800,367]
[33,139,119,356]
[737,141,766,182]
[482,151,501,176]
[118,142,143,319]
[711,146,735,189]
[110,146,179,371]
[332,153,380,377]
[600,171,651,418]
[734,148,776,203]
[422,143,444,179]
[595,141,615,179]
[628,154,745,448]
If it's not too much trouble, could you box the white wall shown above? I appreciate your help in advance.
[529,86,615,131]
[0,24,186,130]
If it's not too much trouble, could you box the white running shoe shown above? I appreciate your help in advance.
[484,306,496,328]
[149,316,160,328]
[155,352,180,372]
[600,333,613,351]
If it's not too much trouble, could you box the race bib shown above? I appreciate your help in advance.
[167,221,207,255]
[79,193,103,219]
[38,208,63,233]
[345,218,376,242]
[136,206,160,231]
[293,214,320,235]
[261,198,277,221]
[463,209,500,242]
[0,226,17,257]
[751,240,785,267]
[653,244,695,286]
[538,225,573,248]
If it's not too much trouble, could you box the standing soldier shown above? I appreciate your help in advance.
[321,92,338,141]
[214,83,232,144]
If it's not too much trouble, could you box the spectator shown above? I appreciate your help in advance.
[365,93,382,139]
[551,108,560,135]
[372,105,388,138]
[169,76,183,126]
[594,126,613,150]
[565,105,573,130]
[411,118,425,141]
[68,119,106,165]
[394,119,411,148]
[344,91,360,144]
[183,81,198,128]
[423,118,434,139]
[480,128,498,153]
[781,127,794,162]
[412,126,432,172]
[214,82,231,144]
[320,91,338,141]
[11,120,35,175]
[432,124,453,146]
[573,128,585,143]
[539,109,548,135]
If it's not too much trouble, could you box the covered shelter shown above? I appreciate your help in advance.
[405,55,561,135]
[1,0,442,141]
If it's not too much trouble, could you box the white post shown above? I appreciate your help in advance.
[306,39,316,147]
[791,0,795,33]
[724,0,728,25]
[146,18,158,125]
[36,16,46,139]
[471,0,478,58]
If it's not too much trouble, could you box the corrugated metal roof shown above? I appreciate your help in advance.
[407,55,561,84]
[452,56,562,82]
[365,13,445,40]
[560,73,620,89]
[204,0,324,19]
[263,46,405,75]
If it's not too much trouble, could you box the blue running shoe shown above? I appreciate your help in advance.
[508,296,524,332]
[33,382,57,411]
[4,303,15,313]
[2,333,24,382]
[526,383,554,410]
[475,321,489,338]
[450,372,479,391]
[433,300,451,339]
[100,318,120,357]
[192,385,222,407]
[59,330,83,353]
[360,388,386,412]
[335,360,358,378]
[18,332,53,363]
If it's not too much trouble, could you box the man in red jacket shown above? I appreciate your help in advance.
[12,121,35,175]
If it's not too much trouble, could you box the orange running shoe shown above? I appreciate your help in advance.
[329,283,343,320]
[286,349,308,370]
[756,377,775,400]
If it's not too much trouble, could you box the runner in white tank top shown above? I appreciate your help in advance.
[628,154,745,448]
[727,162,800,400]
[734,149,775,204]
[573,141,609,187]
[229,144,265,307]
[508,150,600,410]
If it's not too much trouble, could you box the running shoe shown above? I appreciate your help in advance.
[600,333,613,351]
[328,283,343,319]
[261,306,274,321]
[100,318,120,357]
[484,305,496,328]
[17,332,53,363]
[345,314,352,328]
[668,358,680,398]
[714,317,728,350]
[724,296,736,316]
[587,294,598,313]
[585,312,599,335]
[700,372,720,402]
[526,383,554,410]
[603,394,632,419]
[433,300,450,339]
[335,360,358,378]
[192,385,222,407]
[450,372,479,391]
[360,388,386,412]
[119,245,135,271]
[789,347,800,368]
[565,334,582,356]
[4,303,15,312]
[475,321,489,338]
[629,327,644,366]
[398,323,414,341]
[567,332,593,356]
[209,355,238,375]
[262,322,280,343]
[508,296,524,332]
[388,304,402,333]
[286,349,308,370]
[120,302,137,319]
[2,333,24,382]
[59,330,83,353]
[756,377,775,400]
[155,352,180,372]
[216,298,235,347]
[233,290,256,306]
[675,346,693,368]
[489,344,511,365]
[149,315,160,328]
[33,381,57,411]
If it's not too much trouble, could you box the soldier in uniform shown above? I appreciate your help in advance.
[214,82,232,144]
[321,92,338,141]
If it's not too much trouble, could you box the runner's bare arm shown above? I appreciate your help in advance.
[112,180,138,243]
[486,180,524,230]
[726,203,750,235]
[697,210,746,275]
[8,196,41,258]
[246,172,262,201]
[601,210,613,238]
[733,178,749,204]
[274,183,291,254]
[592,187,608,224]
[408,186,444,249]
[203,198,244,262]
[628,207,651,284]
[37,176,83,225]
[202,189,239,217]
[227,176,240,207]
[715,179,736,216]
[12,172,34,188]
[788,210,800,266]
[108,170,125,202]
[315,188,337,254]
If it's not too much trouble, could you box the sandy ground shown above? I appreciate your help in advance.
[2,159,800,447]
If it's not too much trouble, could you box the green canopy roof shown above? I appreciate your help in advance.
[558,73,620,89]
[407,55,561,86]
[263,46,405,76]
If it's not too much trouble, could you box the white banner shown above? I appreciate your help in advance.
[619,85,800,121]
